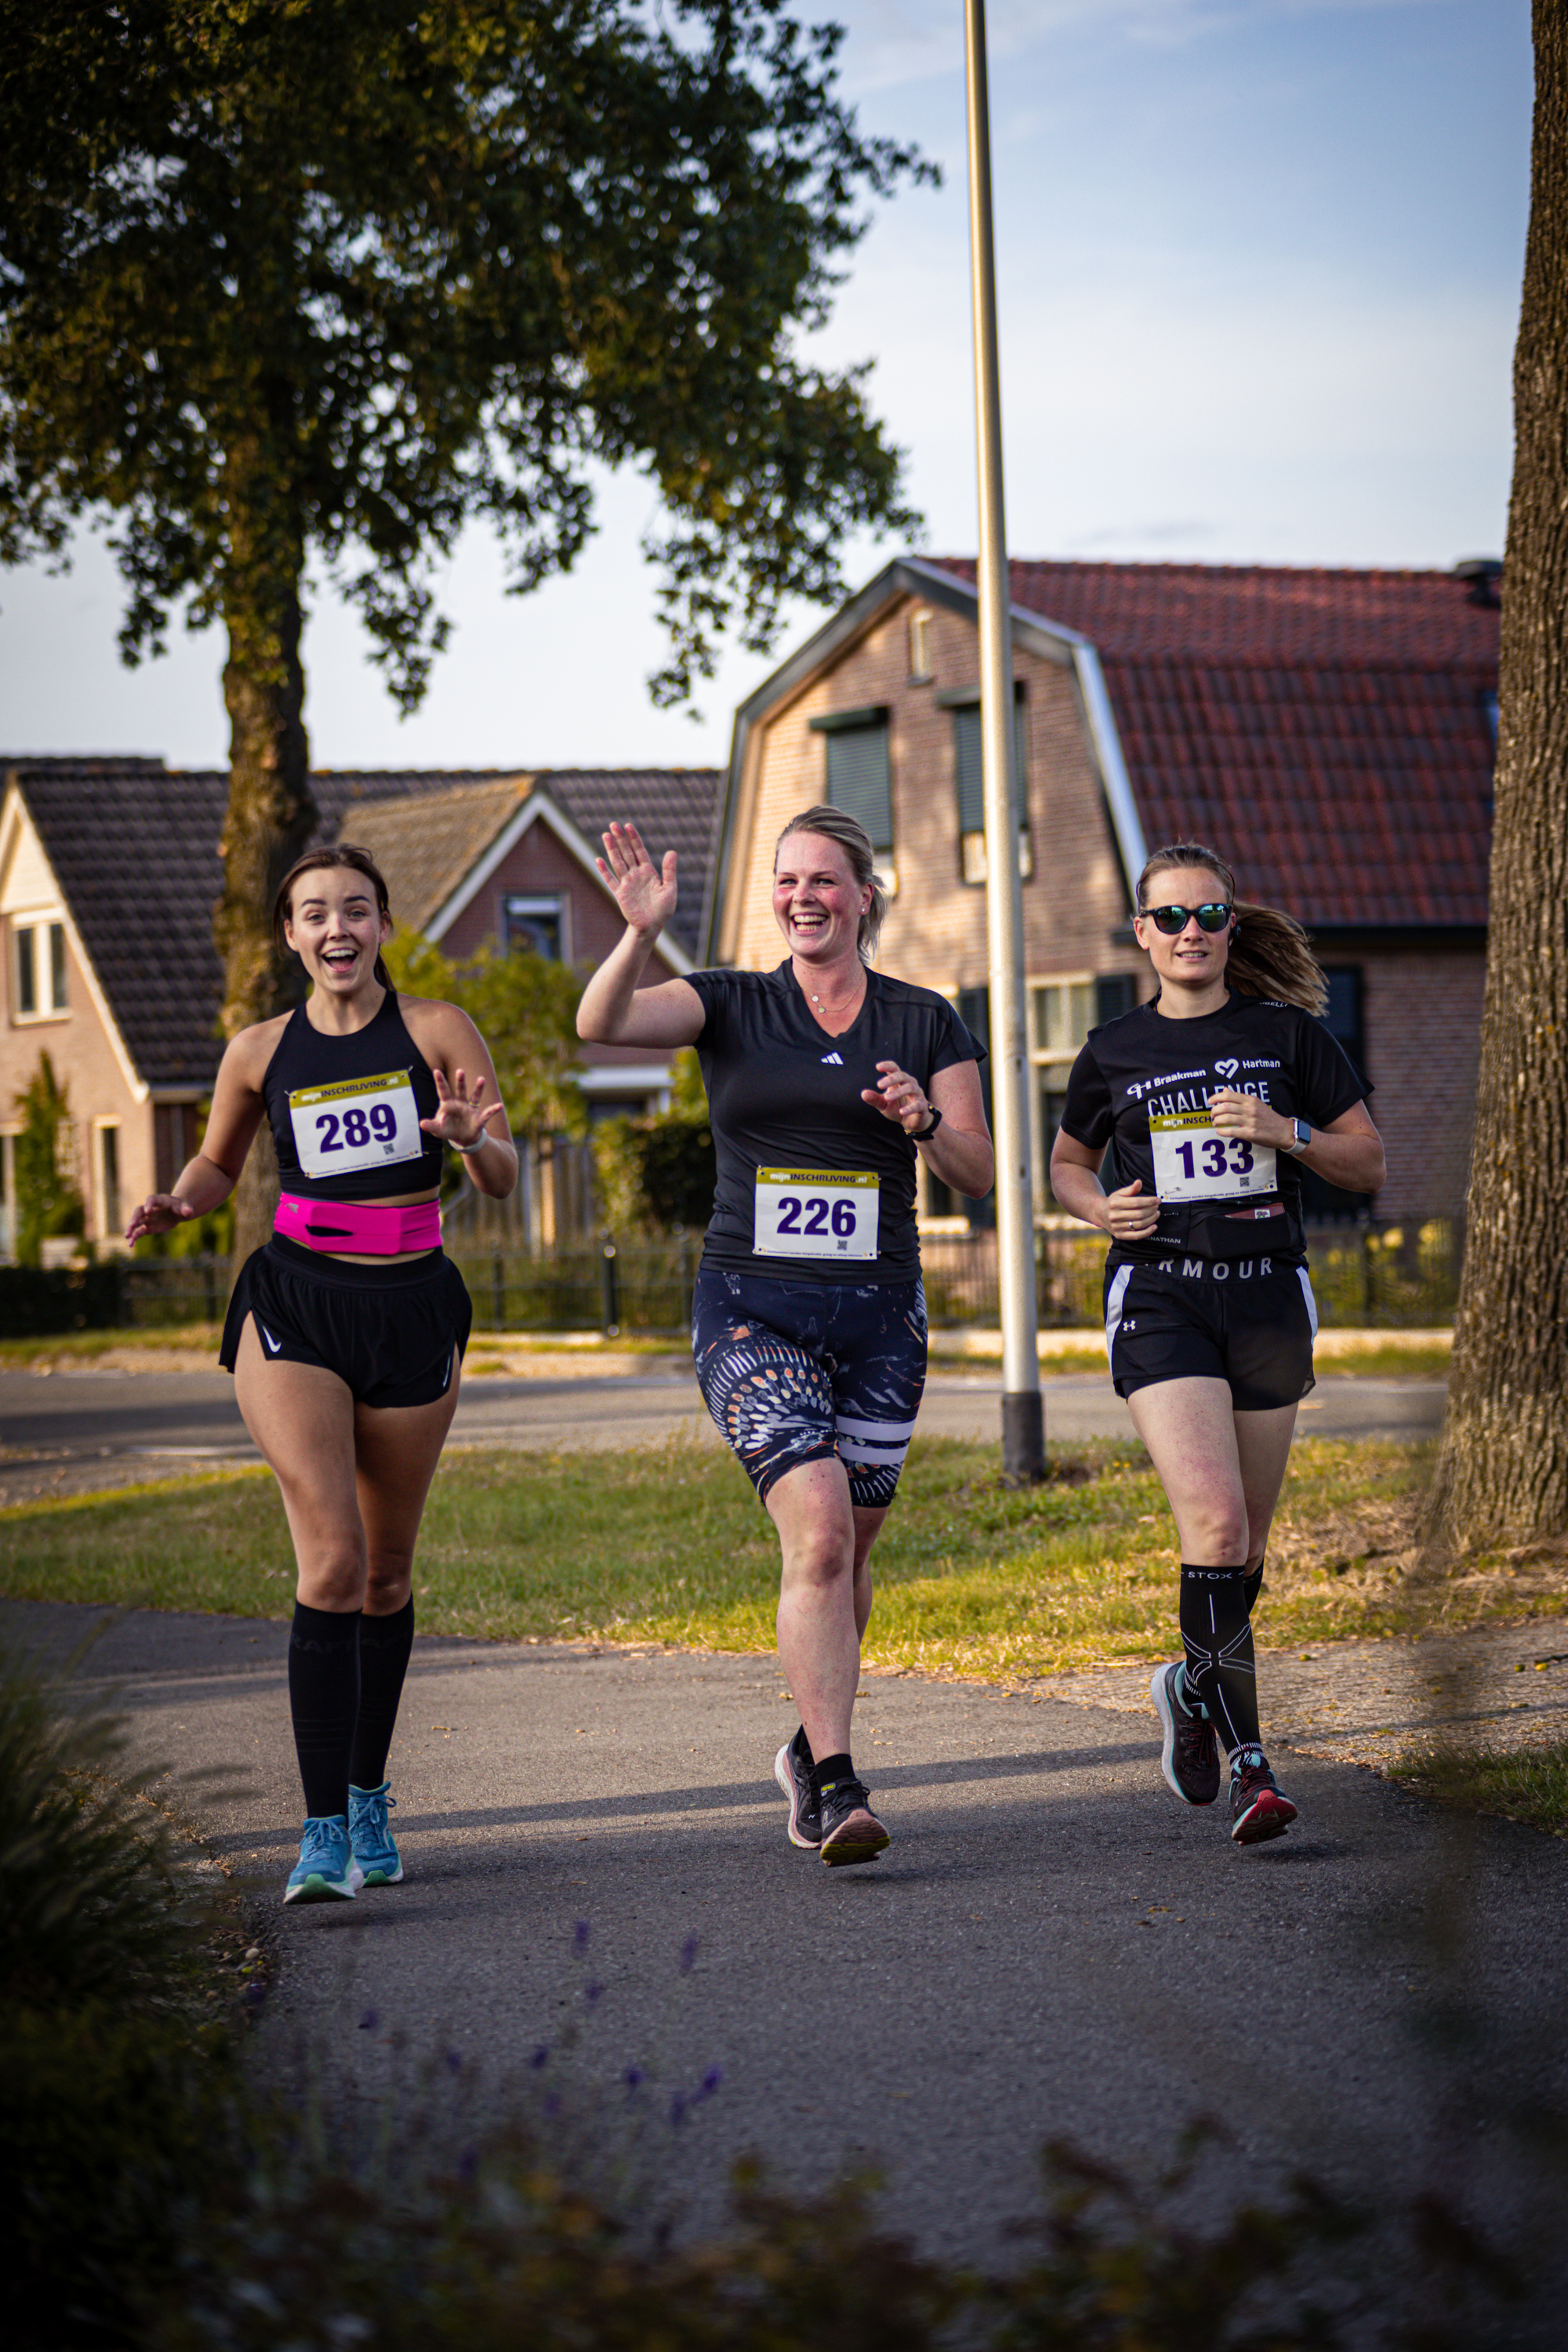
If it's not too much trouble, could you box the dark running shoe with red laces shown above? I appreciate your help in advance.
[817,1773,890,1867]
[774,1727,820,1849]
[1149,1661,1220,1806]
[1229,1748,1298,1845]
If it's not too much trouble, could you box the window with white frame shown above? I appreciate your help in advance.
[503,893,566,960]
[96,1121,122,1242]
[13,917,67,1020]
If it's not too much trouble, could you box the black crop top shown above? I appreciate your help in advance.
[262,989,445,1201]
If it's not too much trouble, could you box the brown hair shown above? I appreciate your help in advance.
[774,806,887,964]
[273,845,394,989]
[1134,840,1327,1017]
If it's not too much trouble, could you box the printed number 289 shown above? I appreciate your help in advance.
[776,1195,857,1236]
[316,1103,397,1152]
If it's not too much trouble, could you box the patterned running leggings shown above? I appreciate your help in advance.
[691,1267,927,1508]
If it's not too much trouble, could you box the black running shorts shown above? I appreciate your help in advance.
[692,1267,927,1508]
[220,1236,472,1409]
[1104,1257,1316,1411]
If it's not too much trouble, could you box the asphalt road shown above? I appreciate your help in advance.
[5,1595,1564,2318]
[0,1366,1447,1498]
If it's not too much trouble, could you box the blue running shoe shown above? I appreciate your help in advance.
[284,1814,364,1904]
[349,1780,404,1886]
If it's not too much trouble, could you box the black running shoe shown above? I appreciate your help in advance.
[774,1727,820,1849]
[818,1773,890,1867]
[1149,1661,1221,1806]
[1229,1748,1298,1846]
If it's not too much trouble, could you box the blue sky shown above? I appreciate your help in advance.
[0,0,1531,771]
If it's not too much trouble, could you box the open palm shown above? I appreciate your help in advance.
[596,820,677,935]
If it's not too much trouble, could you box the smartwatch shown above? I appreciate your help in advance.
[1283,1118,1310,1156]
[913,1105,944,1142]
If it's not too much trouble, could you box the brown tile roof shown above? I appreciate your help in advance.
[535,769,720,960]
[9,757,720,1090]
[928,559,1498,929]
[6,757,229,1090]
[333,776,532,935]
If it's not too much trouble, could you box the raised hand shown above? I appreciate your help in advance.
[125,1192,194,1246]
[595,821,677,938]
[421,1067,508,1152]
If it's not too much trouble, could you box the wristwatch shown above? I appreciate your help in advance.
[1283,1118,1310,1156]
[913,1105,944,1142]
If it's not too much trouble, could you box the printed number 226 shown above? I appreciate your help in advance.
[1174,1137,1254,1180]
[776,1195,857,1236]
[316,1103,397,1152]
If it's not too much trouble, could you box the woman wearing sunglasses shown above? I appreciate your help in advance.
[1050,840,1384,1844]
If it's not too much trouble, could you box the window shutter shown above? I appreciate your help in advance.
[826,720,893,851]
[953,699,1028,838]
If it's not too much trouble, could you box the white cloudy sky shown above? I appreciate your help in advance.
[0,0,1531,772]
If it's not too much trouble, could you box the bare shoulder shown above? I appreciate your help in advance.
[223,1011,291,1089]
[399,994,488,1056]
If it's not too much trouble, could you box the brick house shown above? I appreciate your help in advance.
[0,757,718,1256]
[702,556,1497,1231]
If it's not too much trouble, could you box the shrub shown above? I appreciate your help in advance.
[13,1051,85,1266]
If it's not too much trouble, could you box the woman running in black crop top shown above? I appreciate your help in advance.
[126,846,517,1904]
[1051,840,1384,1847]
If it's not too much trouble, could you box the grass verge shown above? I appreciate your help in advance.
[5,1432,1555,1679]
[1388,1737,1568,1838]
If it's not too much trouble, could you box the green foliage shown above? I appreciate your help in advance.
[12,1051,85,1266]
[0,1643,241,2349]
[383,926,586,1142]
[0,1639,213,2009]
[592,1054,717,1232]
[0,0,930,710]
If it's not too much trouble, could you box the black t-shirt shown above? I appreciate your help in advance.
[688,962,985,1284]
[1058,993,1370,1267]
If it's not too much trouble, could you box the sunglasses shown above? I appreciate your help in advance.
[1139,901,1233,936]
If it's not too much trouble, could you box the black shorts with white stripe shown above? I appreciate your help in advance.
[220,1234,472,1409]
[691,1267,927,1508]
[1103,1255,1316,1411]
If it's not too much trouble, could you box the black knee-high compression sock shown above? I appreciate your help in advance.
[350,1598,415,1791]
[1243,1554,1265,1616]
[289,1602,361,1820]
[1178,1566,1260,1754]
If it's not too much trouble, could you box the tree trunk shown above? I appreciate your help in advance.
[215,468,318,1267]
[1422,0,1568,1551]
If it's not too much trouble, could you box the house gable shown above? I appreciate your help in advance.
[708,557,1146,964]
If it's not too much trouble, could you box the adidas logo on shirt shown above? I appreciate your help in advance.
[820,1051,844,1065]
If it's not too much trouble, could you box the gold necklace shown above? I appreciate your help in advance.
[805,975,864,1017]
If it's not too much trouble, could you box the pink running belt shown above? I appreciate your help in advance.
[274,1195,442,1255]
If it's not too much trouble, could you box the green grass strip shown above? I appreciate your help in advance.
[1388,1738,1568,1838]
[3,1432,1532,1679]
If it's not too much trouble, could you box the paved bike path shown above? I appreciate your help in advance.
[5,1596,1563,2278]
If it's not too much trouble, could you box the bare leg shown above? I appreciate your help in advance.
[1125,1378,1297,1564]
[770,1456,858,1759]
[233,1321,364,1608]
[851,1503,889,1642]
[1233,1406,1300,1570]
[353,1350,462,1614]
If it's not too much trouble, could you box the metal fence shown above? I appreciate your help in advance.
[3,1218,1461,1341]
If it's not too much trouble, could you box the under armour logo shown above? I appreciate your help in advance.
[1214,1057,1240,1078]
[820,1051,844,1065]
[260,1324,283,1355]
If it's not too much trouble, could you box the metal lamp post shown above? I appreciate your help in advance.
[964,0,1045,1483]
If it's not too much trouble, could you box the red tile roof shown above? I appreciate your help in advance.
[928,560,1498,928]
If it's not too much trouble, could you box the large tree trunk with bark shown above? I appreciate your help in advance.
[1422,0,1568,1551]
[215,462,318,1266]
